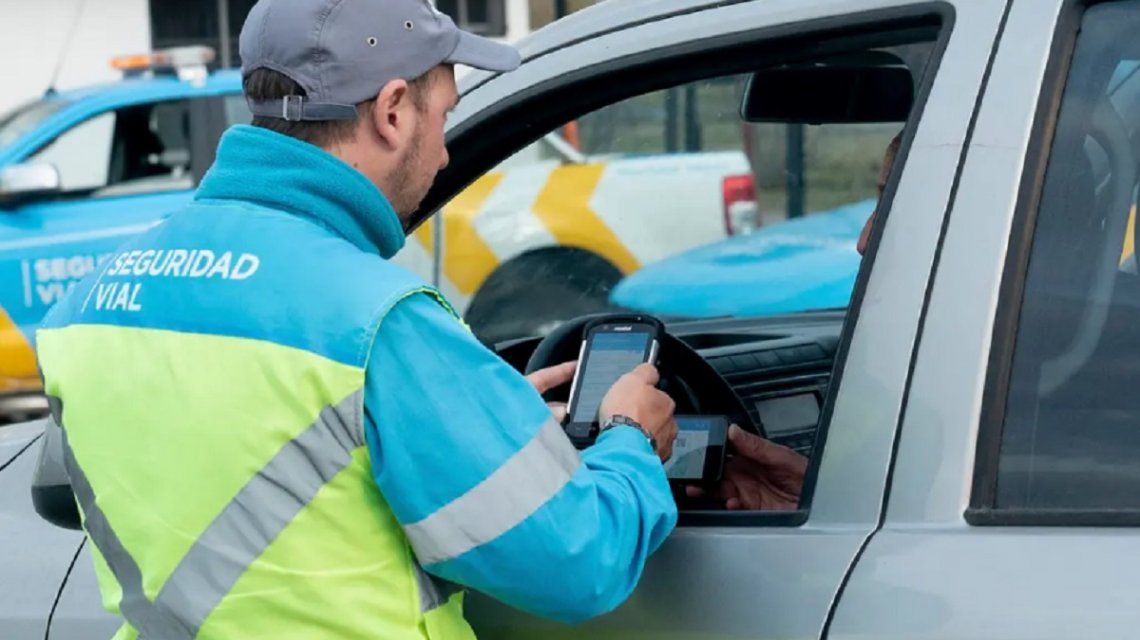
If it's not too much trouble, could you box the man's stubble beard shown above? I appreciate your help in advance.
[389,122,429,227]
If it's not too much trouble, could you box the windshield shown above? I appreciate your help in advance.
[397,43,934,346]
[0,98,69,150]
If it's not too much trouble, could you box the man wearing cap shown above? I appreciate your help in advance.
[35,1,679,638]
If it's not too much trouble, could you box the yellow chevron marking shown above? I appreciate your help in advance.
[0,305,40,393]
[532,164,640,274]
[413,218,435,254]
[442,173,504,295]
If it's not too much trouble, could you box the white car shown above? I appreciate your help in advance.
[401,131,756,342]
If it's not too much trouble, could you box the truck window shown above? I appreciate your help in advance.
[439,69,911,346]
[989,2,1140,512]
[223,94,253,127]
[435,0,506,37]
[28,99,195,198]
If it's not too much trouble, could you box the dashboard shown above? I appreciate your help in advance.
[496,310,844,460]
[669,312,841,458]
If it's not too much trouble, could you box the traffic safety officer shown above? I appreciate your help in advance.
[35,1,679,638]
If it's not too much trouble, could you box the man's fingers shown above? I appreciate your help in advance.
[729,424,806,469]
[708,475,740,503]
[526,361,578,394]
[730,425,810,476]
[731,475,765,511]
[685,485,706,498]
[548,402,568,423]
[728,424,771,461]
[630,363,660,386]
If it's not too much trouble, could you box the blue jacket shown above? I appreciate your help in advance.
[191,125,676,623]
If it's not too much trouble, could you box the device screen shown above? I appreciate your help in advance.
[569,329,655,425]
[664,415,728,481]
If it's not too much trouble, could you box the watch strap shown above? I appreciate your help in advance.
[601,415,657,454]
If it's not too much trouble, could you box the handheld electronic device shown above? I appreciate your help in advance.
[663,415,728,483]
[564,316,662,447]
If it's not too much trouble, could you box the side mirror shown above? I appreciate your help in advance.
[0,163,61,208]
[742,65,914,124]
[31,418,82,530]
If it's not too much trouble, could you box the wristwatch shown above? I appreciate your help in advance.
[601,415,657,455]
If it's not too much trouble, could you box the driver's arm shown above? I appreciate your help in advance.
[364,293,677,623]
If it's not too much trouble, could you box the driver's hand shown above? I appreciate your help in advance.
[599,364,678,462]
[686,425,807,511]
[525,361,577,423]
[526,361,578,394]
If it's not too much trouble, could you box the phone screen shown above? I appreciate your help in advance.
[664,416,728,481]
[569,330,654,425]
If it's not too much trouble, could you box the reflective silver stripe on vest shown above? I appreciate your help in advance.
[404,417,581,566]
[61,425,188,640]
[58,391,364,640]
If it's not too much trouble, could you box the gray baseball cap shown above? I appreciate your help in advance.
[240,0,521,121]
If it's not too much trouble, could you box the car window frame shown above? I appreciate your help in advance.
[966,0,1140,526]
[418,3,956,528]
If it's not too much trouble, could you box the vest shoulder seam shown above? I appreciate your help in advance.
[357,286,454,442]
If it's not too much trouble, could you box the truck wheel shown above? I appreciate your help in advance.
[465,249,624,345]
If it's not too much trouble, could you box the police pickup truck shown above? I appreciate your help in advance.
[0,46,755,421]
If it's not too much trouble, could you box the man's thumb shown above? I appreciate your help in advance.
[631,363,660,386]
[729,425,770,462]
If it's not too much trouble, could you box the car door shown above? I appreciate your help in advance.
[831,1,1140,638]
[412,1,1011,638]
[0,96,215,399]
[0,422,90,640]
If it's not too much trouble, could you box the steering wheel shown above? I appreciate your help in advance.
[523,314,761,438]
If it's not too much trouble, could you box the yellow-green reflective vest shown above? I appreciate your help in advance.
[37,201,476,639]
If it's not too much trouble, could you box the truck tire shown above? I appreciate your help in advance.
[465,249,624,346]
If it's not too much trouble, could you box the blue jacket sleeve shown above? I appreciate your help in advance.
[363,293,677,624]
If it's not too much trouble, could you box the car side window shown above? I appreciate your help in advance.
[434,69,912,346]
[30,112,115,192]
[990,2,1140,511]
[28,100,195,198]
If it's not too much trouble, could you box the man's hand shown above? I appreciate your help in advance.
[686,425,807,511]
[599,364,678,462]
[526,361,577,422]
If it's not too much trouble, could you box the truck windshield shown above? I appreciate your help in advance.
[0,99,69,150]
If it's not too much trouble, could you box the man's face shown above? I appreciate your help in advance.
[389,65,459,218]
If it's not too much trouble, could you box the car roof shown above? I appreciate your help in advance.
[459,0,728,91]
[47,68,243,104]
[0,69,243,164]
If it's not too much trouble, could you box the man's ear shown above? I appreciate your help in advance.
[371,78,412,151]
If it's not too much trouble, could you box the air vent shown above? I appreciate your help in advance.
[708,342,832,378]
[734,372,829,458]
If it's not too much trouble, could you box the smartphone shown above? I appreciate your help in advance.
[564,317,662,446]
[663,415,729,483]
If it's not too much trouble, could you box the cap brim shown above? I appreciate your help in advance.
[445,31,521,73]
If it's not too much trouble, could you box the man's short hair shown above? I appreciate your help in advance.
[243,69,434,148]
